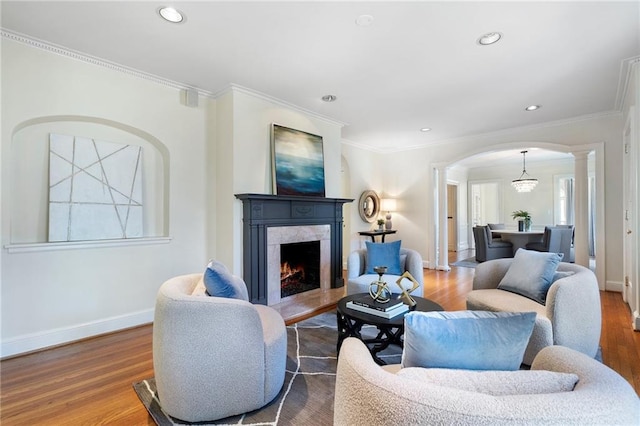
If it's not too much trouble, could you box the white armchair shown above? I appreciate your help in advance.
[347,247,424,297]
[153,273,287,423]
[334,338,640,425]
[466,258,601,365]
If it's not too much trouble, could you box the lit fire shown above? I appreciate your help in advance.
[281,262,305,281]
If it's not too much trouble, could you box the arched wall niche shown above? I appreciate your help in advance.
[9,115,170,244]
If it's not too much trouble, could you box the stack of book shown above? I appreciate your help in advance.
[346,295,409,319]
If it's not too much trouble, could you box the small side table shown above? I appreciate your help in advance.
[358,229,397,243]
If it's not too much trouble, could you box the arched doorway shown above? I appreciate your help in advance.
[429,142,605,289]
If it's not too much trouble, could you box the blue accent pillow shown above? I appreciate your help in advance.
[402,310,536,371]
[497,248,563,305]
[203,260,248,300]
[365,240,402,275]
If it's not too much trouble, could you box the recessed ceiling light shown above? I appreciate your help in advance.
[355,15,374,26]
[420,128,432,132]
[159,7,184,23]
[525,105,541,111]
[477,32,502,46]
[321,94,337,102]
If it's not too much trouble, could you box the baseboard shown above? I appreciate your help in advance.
[605,280,624,292]
[1,308,154,358]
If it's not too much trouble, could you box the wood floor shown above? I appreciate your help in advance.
[1,251,638,425]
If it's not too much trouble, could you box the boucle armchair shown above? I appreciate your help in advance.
[153,273,287,423]
[334,338,640,425]
[466,258,601,365]
[347,247,424,296]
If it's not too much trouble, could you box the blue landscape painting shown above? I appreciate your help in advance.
[272,125,325,197]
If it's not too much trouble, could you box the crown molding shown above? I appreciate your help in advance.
[417,110,622,151]
[214,84,348,128]
[3,29,347,131]
[615,56,640,111]
[1,29,215,97]
[343,110,623,155]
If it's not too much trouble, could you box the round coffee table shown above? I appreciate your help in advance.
[336,293,443,365]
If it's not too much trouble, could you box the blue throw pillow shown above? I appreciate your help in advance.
[497,248,563,305]
[365,240,402,275]
[402,310,536,371]
[203,260,248,300]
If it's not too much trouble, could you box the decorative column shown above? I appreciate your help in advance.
[572,151,590,267]
[437,165,451,271]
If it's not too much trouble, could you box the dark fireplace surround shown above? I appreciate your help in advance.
[235,194,352,305]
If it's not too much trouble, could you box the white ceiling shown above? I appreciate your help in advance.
[2,1,639,161]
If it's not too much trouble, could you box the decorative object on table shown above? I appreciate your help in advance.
[271,124,325,197]
[346,294,409,319]
[511,150,538,192]
[358,190,380,223]
[369,265,391,303]
[376,218,385,231]
[395,271,420,307]
[48,133,143,242]
[380,198,397,230]
[512,210,532,232]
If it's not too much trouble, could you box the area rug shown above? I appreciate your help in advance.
[451,256,479,268]
[133,312,401,425]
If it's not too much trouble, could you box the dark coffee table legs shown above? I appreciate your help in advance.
[337,310,403,365]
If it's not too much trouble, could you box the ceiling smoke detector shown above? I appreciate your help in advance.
[321,94,337,102]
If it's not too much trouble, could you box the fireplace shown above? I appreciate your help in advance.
[236,194,352,305]
[280,241,320,298]
[267,224,331,305]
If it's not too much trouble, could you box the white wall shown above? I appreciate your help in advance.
[621,60,640,329]
[216,87,346,274]
[468,158,575,231]
[340,143,386,255]
[1,40,210,356]
[344,113,624,285]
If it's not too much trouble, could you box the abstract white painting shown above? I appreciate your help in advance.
[48,133,143,241]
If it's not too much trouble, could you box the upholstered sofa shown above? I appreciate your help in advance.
[466,258,600,365]
[153,273,287,422]
[347,247,424,296]
[334,338,640,425]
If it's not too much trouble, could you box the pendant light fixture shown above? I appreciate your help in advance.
[511,150,538,192]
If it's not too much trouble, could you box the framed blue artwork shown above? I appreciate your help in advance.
[271,124,325,197]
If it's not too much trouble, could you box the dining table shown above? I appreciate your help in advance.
[491,229,544,255]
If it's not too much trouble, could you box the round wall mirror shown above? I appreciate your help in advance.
[358,190,380,223]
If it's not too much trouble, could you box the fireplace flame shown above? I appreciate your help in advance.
[281,262,305,281]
